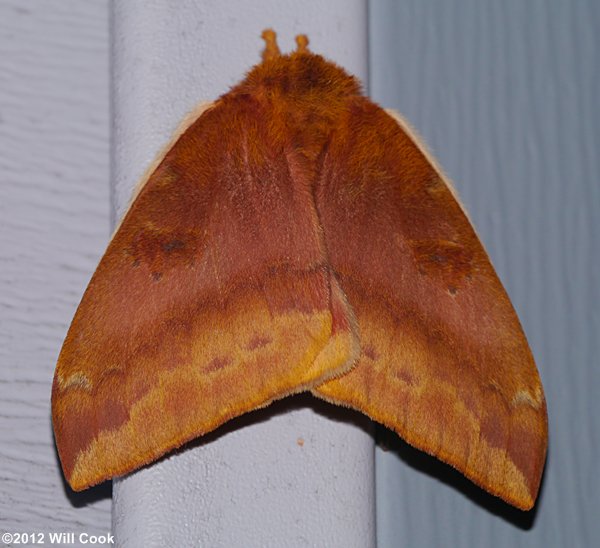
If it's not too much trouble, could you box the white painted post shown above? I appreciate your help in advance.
[111,1,374,546]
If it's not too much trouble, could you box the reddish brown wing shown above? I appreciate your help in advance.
[52,95,358,491]
[313,99,547,510]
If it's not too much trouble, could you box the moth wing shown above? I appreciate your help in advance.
[52,98,358,491]
[313,100,547,510]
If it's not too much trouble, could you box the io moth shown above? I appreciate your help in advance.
[52,29,547,510]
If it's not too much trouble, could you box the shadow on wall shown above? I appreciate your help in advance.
[52,392,546,529]
[376,425,548,530]
[51,419,112,508]
[51,392,373,506]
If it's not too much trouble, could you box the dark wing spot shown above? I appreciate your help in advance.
[363,345,379,361]
[162,239,185,252]
[410,239,473,283]
[393,369,416,386]
[204,356,233,373]
[246,335,273,351]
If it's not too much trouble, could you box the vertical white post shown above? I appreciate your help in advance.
[111,2,374,546]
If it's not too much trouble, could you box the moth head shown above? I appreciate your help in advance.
[236,29,362,101]
[261,28,310,61]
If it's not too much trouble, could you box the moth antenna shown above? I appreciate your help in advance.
[261,29,281,61]
[295,34,310,53]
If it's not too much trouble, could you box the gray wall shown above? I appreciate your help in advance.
[371,1,599,546]
[0,0,112,536]
[1,1,598,546]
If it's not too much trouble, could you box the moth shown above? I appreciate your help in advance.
[52,29,547,510]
